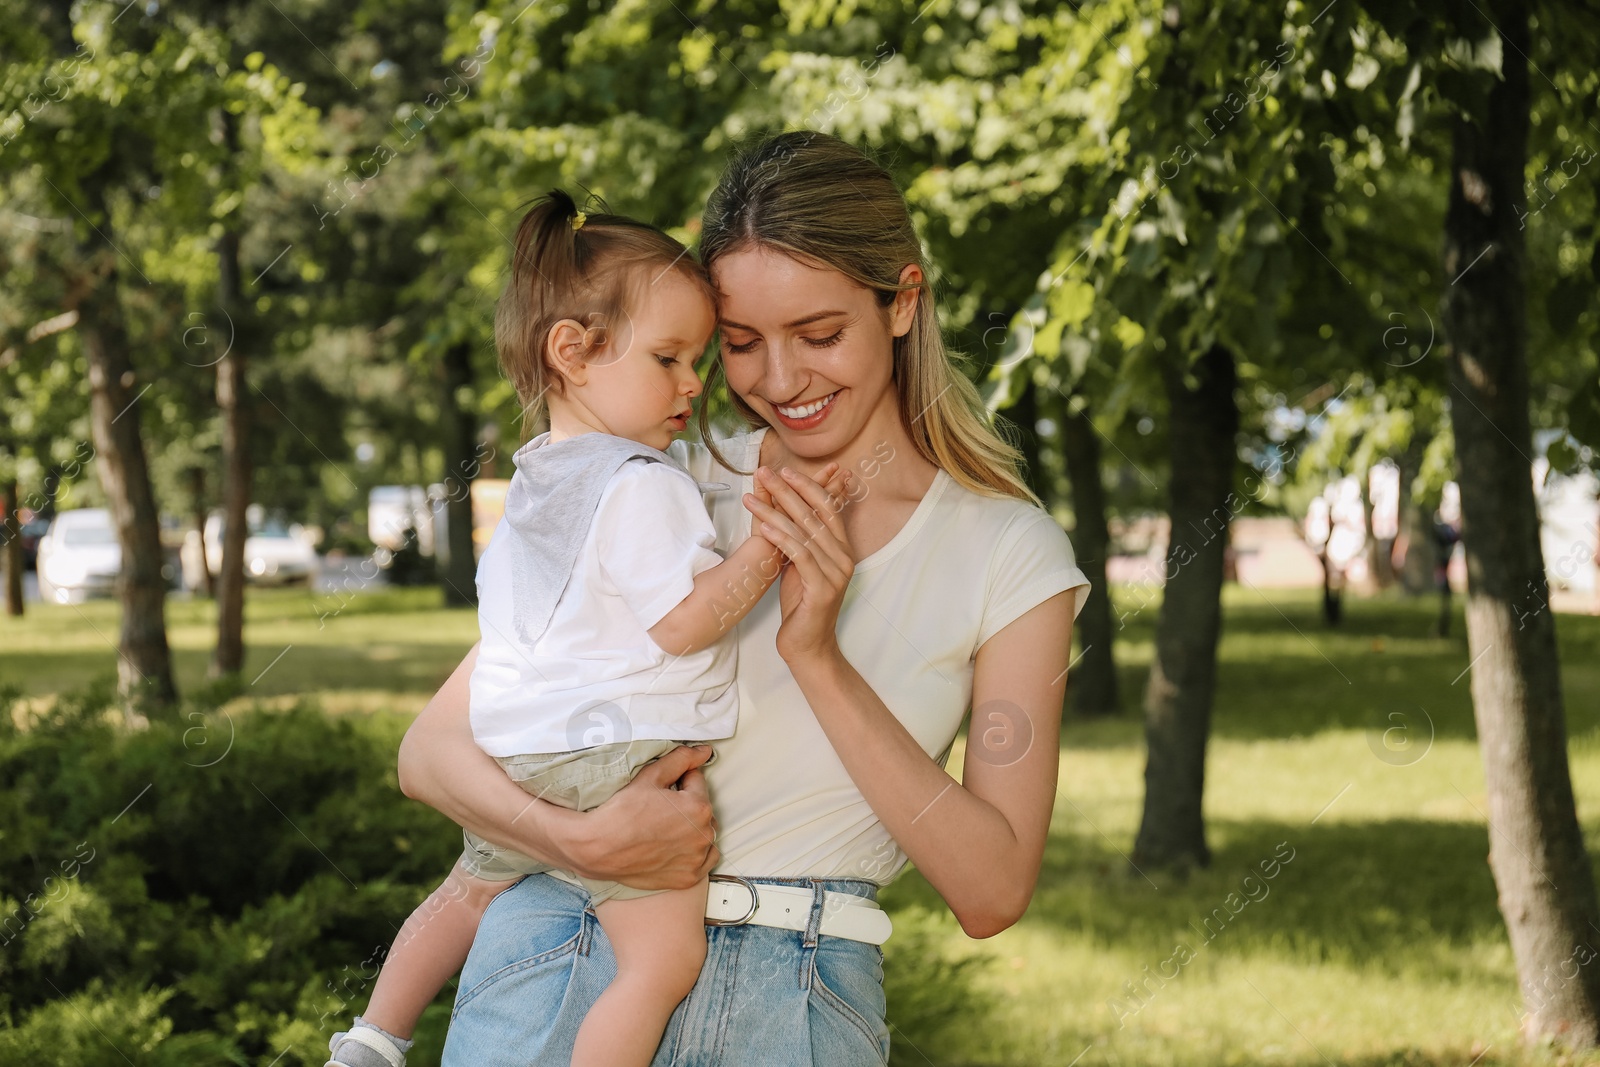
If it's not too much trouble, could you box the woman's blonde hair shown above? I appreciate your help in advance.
[696,131,1039,505]
[496,189,716,436]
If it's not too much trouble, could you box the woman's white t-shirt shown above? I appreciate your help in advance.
[470,458,738,757]
[668,427,1091,885]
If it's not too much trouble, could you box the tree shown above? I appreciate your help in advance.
[0,6,245,712]
[1436,0,1600,1044]
[76,160,179,712]
[1058,389,1120,716]
[211,108,253,678]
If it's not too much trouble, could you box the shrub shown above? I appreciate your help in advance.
[0,683,458,1065]
[0,683,993,1065]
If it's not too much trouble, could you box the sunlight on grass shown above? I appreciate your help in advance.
[879,589,1600,1066]
[8,584,1600,1065]
[0,586,478,717]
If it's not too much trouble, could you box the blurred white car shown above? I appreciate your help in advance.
[36,509,121,604]
[182,507,319,589]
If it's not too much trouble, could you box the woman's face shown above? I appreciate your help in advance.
[712,245,919,459]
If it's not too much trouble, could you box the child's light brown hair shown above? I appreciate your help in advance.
[495,189,716,433]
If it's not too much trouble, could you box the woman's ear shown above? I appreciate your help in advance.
[545,319,591,387]
[889,263,924,338]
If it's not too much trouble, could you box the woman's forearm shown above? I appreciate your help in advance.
[398,643,720,889]
[397,645,586,870]
[787,645,1057,939]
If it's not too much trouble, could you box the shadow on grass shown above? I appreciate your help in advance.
[1072,590,1600,744]
[890,817,1512,978]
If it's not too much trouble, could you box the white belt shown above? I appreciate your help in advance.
[704,875,892,946]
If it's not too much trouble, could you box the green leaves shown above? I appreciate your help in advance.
[0,687,462,1062]
[1567,375,1600,457]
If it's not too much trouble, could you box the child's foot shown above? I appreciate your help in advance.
[326,1018,413,1067]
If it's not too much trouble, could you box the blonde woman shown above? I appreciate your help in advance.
[398,130,1091,1066]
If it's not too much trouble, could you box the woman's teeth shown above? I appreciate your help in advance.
[776,391,837,419]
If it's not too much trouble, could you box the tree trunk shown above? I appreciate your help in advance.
[1059,392,1119,716]
[1441,3,1600,1045]
[211,111,252,678]
[78,170,178,715]
[1396,433,1433,595]
[1008,380,1050,503]
[438,340,480,608]
[1320,550,1344,626]
[211,230,251,677]
[2,476,22,617]
[1359,466,1394,589]
[1133,345,1237,871]
[188,466,214,598]
[41,464,60,521]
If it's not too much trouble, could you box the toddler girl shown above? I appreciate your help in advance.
[326,190,843,1067]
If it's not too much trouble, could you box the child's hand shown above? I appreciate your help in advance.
[745,463,853,586]
[748,462,845,542]
[749,472,778,540]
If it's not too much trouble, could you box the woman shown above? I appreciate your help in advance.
[397,130,1092,1066]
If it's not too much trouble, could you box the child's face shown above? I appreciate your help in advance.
[582,270,716,452]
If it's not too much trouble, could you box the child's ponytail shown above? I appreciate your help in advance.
[494,190,713,435]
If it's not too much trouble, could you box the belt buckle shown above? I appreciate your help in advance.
[705,874,759,926]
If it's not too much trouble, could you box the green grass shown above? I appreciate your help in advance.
[2,585,479,717]
[883,587,1600,1067]
[8,584,1600,1066]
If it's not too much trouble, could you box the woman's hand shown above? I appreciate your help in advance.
[399,646,718,890]
[747,461,840,541]
[567,744,719,889]
[741,464,854,664]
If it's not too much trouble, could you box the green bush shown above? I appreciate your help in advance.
[0,683,990,1065]
[881,905,998,1067]
[0,683,459,1065]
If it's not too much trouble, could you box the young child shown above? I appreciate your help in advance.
[325,191,844,1067]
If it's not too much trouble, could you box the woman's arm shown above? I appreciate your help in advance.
[791,598,1071,938]
[745,464,1072,938]
[397,643,720,890]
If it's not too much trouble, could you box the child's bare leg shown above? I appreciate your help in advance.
[570,879,710,1067]
[362,863,512,1037]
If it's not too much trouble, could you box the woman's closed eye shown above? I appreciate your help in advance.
[723,330,843,354]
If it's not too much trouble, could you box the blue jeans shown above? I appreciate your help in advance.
[442,873,891,1066]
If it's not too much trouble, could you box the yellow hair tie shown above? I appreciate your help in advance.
[571,211,587,231]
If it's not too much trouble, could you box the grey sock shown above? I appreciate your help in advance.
[327,1018,412,1067]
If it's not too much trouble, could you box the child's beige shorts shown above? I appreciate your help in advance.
[458,738,712,905]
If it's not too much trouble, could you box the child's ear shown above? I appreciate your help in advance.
[545,319,592,386]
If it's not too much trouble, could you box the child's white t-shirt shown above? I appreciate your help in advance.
[469,457,738,757]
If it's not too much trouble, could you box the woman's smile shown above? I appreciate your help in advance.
[771,389,841,430]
